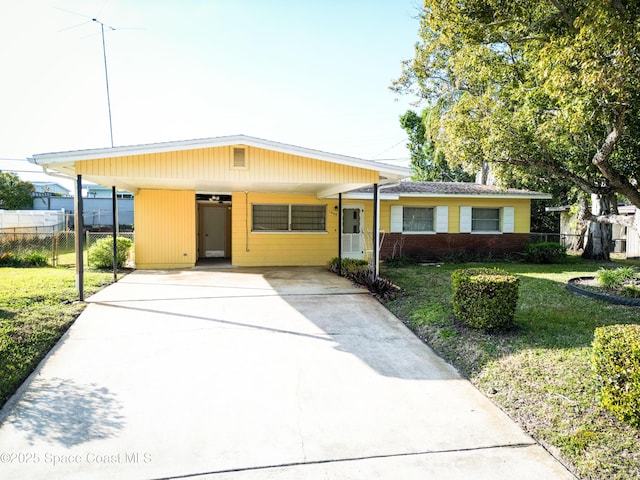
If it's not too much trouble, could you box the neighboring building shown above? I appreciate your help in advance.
[29,135,549,269]
[31,181,71,196]
[86,185,133,199]
[547,204,639,258]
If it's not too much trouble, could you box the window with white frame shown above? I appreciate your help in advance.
[390,205,448,233]
[472,208,501,232]
[252,204,326,232]
[403,207,434,232]
[459,206,514,233]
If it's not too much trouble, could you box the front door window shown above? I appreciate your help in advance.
[341,206,364,259]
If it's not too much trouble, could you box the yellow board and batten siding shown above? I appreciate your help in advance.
[74,146,378,185]
[75,146,378,268]
[133,190,196,269]
[232,193,339,267]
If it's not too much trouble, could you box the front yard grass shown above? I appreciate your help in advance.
[383,258,640,480]
[0,268,116,408]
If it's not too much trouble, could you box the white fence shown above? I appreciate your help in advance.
[33,197,134,228]
[628,228,640,259]
[0,209,65,233]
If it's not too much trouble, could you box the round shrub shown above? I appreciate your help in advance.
[452,267,520,332]
[87,236,132,269]
[592,325,640,428]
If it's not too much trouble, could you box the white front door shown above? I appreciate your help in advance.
[202,206,227,258]
[341,204,364,259]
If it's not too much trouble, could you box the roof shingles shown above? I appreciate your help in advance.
[356,181,549,197]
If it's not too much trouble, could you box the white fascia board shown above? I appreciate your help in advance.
[339,193,400,200]
[29,134,411,179]
[395,192,553,200]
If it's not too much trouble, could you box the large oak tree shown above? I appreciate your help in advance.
[393,0,640,259]
[400,109,474,182]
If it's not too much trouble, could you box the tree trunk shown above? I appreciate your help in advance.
[582,193,614,261]
[569,220,588,251]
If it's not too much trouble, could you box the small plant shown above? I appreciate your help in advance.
[596,267,638,290]
[382,255,417,268]
[87,236,132,269]
[621,284,640,298]
[23,251,49,267]
[524,242,567,264]
[592,325,640,428]
[452,267,520,332]
[0,252,19,267]
[0,251,49,267]
[348,267,400,301]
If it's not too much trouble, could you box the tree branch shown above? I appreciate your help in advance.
[549,0,578,29]
[590,110,640,208]
[581,212,635,228]
[494,155,600,195]
[609,0,629,19]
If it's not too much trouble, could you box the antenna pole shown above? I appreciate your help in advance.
[95,19,114,147]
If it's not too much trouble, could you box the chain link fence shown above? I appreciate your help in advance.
[529,232,628,254]
[0,229,134,267]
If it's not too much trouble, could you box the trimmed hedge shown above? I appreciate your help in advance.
[452,267,520,332]
[327,257,368,275]
[592,325,640,428]
[524,242,567,264]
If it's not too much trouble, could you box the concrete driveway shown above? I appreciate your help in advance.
[0,267,575,479]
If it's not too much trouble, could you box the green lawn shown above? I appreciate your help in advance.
[383,258,640,480]
[0,267,117,407]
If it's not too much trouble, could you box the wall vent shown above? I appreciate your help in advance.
[233,148,246,168]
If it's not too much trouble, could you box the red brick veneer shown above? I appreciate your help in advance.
[380,233,529,260]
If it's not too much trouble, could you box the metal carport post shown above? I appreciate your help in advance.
[112,186,118,282]
[74,175,84,301]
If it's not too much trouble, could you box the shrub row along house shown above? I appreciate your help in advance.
[29,135,550,269]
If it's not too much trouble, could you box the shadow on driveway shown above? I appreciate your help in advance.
[5,377,125,446]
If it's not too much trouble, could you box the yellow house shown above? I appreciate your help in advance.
[29,135,550,269]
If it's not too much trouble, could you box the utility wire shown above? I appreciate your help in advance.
[370,137,408,159]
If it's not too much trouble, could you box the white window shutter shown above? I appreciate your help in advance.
[503,206,515,233]
[390,205,403,233]
[436,206,448,233]
[460,206,472,233]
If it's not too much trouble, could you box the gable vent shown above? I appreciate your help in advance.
[233,148,246,167]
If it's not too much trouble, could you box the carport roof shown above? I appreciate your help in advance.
[28,134,410,179]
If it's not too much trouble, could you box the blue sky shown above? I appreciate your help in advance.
[0,0,421,186]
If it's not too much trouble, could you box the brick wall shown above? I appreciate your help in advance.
[380,233,529,260]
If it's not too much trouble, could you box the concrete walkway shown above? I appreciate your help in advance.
[0,267,575,479]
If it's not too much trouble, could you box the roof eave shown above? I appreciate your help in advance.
[393,192,553,200]
[29,134,411,178]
